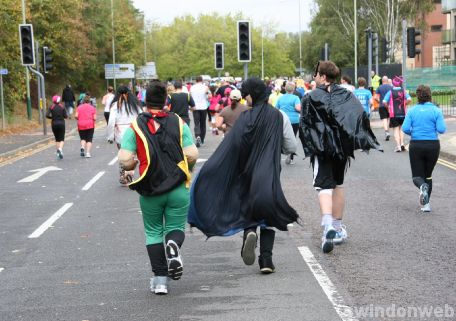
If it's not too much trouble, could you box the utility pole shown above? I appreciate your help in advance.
[22,0,32,120]
[366,27,373,88]
[354,0,358,86]
[402,19,407,91]
[111,0,116,89]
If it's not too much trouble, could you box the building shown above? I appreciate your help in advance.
[441,0,456,65]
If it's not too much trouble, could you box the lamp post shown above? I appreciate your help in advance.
[298,0,303,76]
[111,0,116,89]
[354,0,358,85]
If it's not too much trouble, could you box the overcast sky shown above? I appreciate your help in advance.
[132,0,315,33]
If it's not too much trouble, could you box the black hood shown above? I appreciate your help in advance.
[241,77,268,105]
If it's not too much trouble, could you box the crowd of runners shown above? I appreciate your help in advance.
[45,60,446,295]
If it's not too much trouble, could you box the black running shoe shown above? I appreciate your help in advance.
[419,183,429,206]
[259,256,275,274]
[166,240,183,280]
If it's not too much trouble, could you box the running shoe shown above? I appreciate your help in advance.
[196,136,201,148]
[419,183,429,206]
[57,149,63,160]
[333,226,348,245]
[394,146,401,153]
[401,145,406,151]
[321,226,336,254]
[385,132,390,141]
[259,256,275,274]
[166,240,183,280]
[80,147,85,157]
[421,202,431,213]
[241,231,257,265]
[150,276,168,295]
[85,152,91,158]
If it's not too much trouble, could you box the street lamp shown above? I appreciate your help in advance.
[111,0,116,89]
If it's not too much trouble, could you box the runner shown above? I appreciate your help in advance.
[188,77,298,274]
[166,80,195,126]
[300,61,382,254]
[118,80,198,295]
[46,95,68,159]
[102,86,115,124]
[353,77,373,117]
[215,89,249,135]
[61,84,75,119]
[75,95,96,158]
[375,76,393,141]
[276,81,301,164]
[190,76,209,147]
[402,85,446,212]
[107,85,143,185]
[383,76,412,152]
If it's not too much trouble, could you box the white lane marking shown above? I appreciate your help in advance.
[0,268,4,272]
[196,159,208,163]
[28,203,74,239]
[108,156,118,166]
[82,171,105,191]
[298,246,359,321]
[18,166,62,183]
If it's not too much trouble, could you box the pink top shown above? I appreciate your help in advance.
[208,94,221,111]
[77,103,96,130]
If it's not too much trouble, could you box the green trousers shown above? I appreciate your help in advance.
[139,183,189,245]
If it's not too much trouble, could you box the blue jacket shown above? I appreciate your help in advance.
[402,102,446,140]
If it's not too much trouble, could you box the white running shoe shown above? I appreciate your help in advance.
[166,240,183,280]
[150,276,168,295]
[421,202,431,212]
[321,226,336,254]
[333,226,348,245]
[85,152,91,158]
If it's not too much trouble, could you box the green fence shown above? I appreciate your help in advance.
[405,65,456,91]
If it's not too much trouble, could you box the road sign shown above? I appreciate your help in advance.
[135,62,157,79]
[104,64,135,79]
[0,69,8,75]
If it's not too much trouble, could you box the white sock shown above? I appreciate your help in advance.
[332,219,342,230]
[321,214,333,228]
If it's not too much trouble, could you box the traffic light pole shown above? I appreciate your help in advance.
[367,28,372,88]
[28,66,47,136]
[22,0,32,120]
[375,35,379,76]
[244,63,248,80]
[402,19,407,91]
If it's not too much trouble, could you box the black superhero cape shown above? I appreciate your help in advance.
[188,103,299,238]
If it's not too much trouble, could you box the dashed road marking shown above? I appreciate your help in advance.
[298,246,359,321]
[108,156,118,166]
[82,171,105,191]
[28,203,74,239]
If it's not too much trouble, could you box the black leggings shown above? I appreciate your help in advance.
[192,110,207,143]
[409,140,440,200]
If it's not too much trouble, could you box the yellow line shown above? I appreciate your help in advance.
[438,158,456,171]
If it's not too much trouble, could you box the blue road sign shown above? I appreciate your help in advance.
[0,69,8,75]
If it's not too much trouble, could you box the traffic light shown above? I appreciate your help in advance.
[214,43,224,70]
[237,20,251,62]
[42,46,53,73]
[407,27,421,58]
[380,37,390,62]
[19,24,35,66]
[372,33,378,60]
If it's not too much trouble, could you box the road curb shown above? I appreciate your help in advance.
[0,127,78,159]
[440,150,456,163]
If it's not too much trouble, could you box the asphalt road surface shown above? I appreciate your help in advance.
[1,123,455,321]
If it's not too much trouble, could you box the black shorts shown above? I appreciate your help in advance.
[389,117,404,128]
[312,156,348,190]
[52,123,65,142]
[79,128,94,142]
[378,106,390,119]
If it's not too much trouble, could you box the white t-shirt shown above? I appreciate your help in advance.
[103,93,115,112]
[340,84,355,92]
[190,82,209,110]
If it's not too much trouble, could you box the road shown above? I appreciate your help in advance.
[0,123,455,321]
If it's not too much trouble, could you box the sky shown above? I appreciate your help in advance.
[132,0,315,33]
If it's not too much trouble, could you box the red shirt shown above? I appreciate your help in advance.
[77,103,96,130]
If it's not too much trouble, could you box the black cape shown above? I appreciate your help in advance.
[188,103,299,238]
[300,84,382,160]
